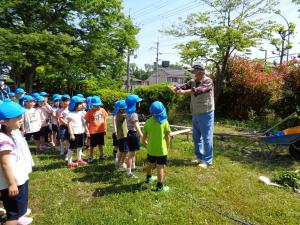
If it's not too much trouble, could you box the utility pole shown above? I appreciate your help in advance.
[156,41,159,84]
[126,47,130,92]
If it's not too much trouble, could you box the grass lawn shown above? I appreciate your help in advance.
[28,122,300,225]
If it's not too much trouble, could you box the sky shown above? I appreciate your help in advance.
[122,0,300,68]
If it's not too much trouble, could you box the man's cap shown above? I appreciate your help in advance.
[150,101,167,124]
[125,94,143,113]
[188,64,205,72]
[0,99,27,120]
[15,88,26,94]
[23,95,35,102]
[91,96,103,106]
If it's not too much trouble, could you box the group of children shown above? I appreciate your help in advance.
[0,88,172,225]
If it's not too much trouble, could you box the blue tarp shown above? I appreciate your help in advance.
[261,133,300,144]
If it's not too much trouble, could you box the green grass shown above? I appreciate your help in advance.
[27,125,300,225]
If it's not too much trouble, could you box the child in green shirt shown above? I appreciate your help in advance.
[142,101,171,192]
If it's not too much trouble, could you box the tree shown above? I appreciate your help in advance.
[165,0,279,103]
[0,0,138,93]
[176,40,207,66]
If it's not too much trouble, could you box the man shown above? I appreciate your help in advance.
[0,78,10,101]
[171,64,214,168]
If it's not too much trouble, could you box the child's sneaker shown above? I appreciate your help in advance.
[145,176,157,184]
[17,216,33,225]
[99,155,107,160]
[127,173,138,178]
[132,166,141,172]
[67,162,78,168]
[77,159,87,165]
[0,208,6,216]
[87,157,93,163]
[156,185,170,192]
[24,208,31,216]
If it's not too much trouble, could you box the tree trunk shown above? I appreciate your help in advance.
[24,67,35,94]
[214,54,230,105]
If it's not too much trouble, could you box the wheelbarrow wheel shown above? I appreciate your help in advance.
[289,140,300,160]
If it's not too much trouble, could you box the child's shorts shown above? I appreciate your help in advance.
[40,125,51,137]
[118,138,129,152]
[69,133,85,149]
[147,154,168,165]
[25,131,40,141]
[59,125,69,140]
[90,132,105,147]
[112,133,118,146]
[52,124,59,133]
[0,181,28,221]
[127,130,140,151]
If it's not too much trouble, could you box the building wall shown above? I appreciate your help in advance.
[146,70,168,85]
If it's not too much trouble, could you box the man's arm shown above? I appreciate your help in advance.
[192,78,213,95]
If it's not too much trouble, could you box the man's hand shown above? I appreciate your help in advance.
[169,85,178,91]
[70,134,75,140]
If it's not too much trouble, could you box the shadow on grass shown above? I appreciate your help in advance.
[215,138,297,171]
[33,161,67,172]
[167,158,195,167]
[72,163,124,183]
[92,182,147,197]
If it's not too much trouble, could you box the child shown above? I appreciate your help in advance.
[112,101,120,165]
[57,94,70,156]
[115,100,129,169]
[15,88,26,106]
[36,96,53,151]
[125,94,143,177]
[66,96,89,168]
[22,95,42,152]
[0,99,34,224]
[8,92,16,102]
[51,95,61,148]
[85,96,108,163]
[143,101,171,192]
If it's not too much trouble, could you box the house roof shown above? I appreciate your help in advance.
[161,68,187,77]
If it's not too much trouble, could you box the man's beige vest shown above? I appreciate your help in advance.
[190,78,215,115]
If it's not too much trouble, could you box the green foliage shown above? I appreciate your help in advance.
[93,88,127,112]
[133,83,190,123]
[0,0,139,92]
[164,0,279,101]
[273,170,300,190]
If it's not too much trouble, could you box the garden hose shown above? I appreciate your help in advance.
[172,187,253,225]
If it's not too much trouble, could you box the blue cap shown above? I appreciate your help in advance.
[32,93,40,99]
[62,94,71,100]
[86,96,92,103]
[76,94,84,98]
[150,101,167,124]
[15,88,26,94]
[36,96,45,102]
[125,94,142,113]
[91,96,103,106]
[23,95,35,102]
[39,91,48,96]
[0,99,27,120]
[112,100,127,115]
[53,93,60,99]
[68,96,84,111]
[53,96,61,102]
[8,92,15,97]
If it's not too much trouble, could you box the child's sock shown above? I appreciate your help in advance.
[113,150,117,160]
[67,150,73,164]
[126,167,132,175]
[77,148,82,161]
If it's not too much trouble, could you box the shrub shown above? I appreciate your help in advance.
[272,59,300,117]
[219,56,282,119]
[272,170,300,191]
[133,83,191,123]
